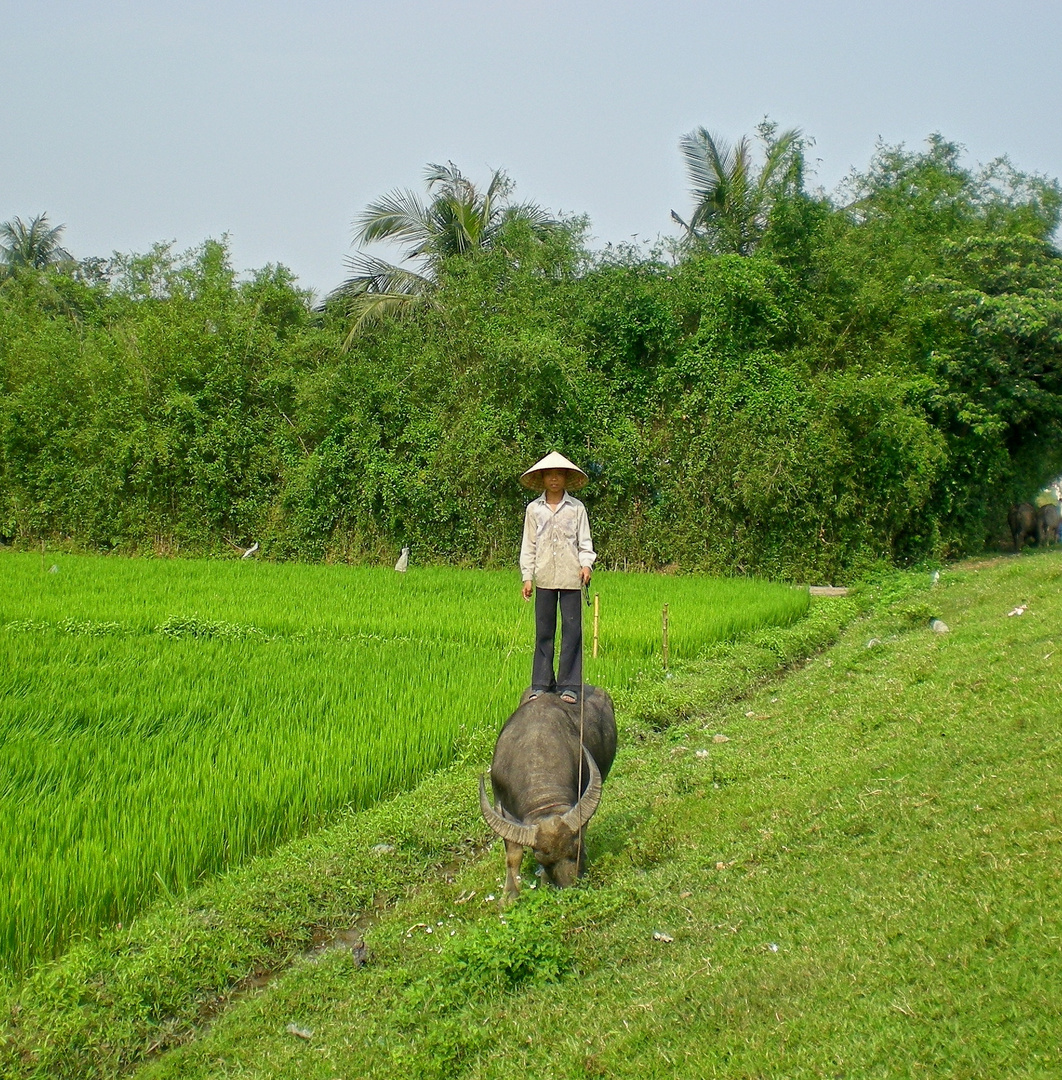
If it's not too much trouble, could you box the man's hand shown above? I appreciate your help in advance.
[580,566,592,586]
[522,580,533,601]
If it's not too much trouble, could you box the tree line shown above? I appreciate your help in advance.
[1,127,1060,580]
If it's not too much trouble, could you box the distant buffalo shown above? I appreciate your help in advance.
[1038,503,1061,548]
[1009,503,1037,552]
[480,686,617,896]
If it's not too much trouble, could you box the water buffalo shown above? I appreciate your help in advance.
[480,686,617,896]
[1038,503,1061,547]
[1009,502,1037,552]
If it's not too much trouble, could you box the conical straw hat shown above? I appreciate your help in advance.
[520,450,589,491]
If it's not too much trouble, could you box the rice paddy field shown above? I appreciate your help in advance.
[0,551,809,973]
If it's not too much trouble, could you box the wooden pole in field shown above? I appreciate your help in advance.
[662,603,669,670]
[592,593,600,658]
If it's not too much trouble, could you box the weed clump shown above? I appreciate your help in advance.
[443,889,575,993]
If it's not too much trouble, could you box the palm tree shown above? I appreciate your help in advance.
[671,125,803,255]
[0,213,73,275]
[332,162,558,340]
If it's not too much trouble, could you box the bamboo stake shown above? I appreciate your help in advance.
[662,603,669,670]
[592,593,600,659]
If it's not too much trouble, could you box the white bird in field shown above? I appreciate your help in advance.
[394,547,409,572]
[241,542,259,559]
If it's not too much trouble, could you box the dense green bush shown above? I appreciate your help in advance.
[1,136,1059,579]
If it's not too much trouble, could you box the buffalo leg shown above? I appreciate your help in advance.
[503,840,524,896]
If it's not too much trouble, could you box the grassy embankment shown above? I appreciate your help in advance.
[5,552,1061,1077]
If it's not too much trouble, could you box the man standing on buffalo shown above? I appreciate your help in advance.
[519,451,596,704]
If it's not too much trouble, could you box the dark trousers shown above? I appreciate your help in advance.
[533,588,583,693]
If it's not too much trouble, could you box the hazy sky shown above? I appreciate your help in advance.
[4,1,1059,297]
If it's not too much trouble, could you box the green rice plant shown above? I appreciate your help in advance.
[590,569,809,658]
[0,552,808,972]
[0,554,808,657]
[0,629,524,971]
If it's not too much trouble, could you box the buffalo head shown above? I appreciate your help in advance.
[480,745,604,893]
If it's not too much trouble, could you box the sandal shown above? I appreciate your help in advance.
[559,689,578,705]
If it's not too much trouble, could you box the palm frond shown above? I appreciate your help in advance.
[333,253,434,298]
[0,213,73,270]
[429,195,479,256]
[353,189,433,258]
[678,128,729,206]
[504,201,560,238]
[757,128,803,196]
[340,291,437,349]
[678,129,750,236]
[341,161,561,338]
[676,125,804,255]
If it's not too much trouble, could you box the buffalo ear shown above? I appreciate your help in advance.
[560,749,602,832]
[479,775,538,847]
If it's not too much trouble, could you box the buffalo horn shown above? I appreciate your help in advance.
[560,748,602,833]
[479,775,538,847]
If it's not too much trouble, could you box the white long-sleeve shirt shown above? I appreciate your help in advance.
[519,492,596,590]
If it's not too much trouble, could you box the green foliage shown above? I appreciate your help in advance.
[331,161,565,336]
[441,888,576,993]
[0,213,73,276]
[0,238,310,549]
[382,894,579,1080]
[155,614,265,639]
[1,135,1060,574]
[671,120,806,255]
